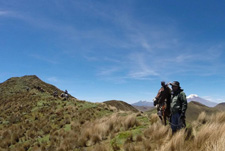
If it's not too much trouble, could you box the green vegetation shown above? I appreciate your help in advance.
[1,75,225,151]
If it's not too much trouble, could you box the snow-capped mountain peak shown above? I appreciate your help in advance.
[187,94,199,99]
[187,94,217,107]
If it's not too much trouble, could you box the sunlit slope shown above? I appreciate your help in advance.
[104,100,139,113]
[0,75,142,150]
[146,101,219,122]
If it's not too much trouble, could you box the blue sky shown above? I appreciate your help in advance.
[1,0,225,103]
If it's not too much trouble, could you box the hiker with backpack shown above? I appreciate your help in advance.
[169,81,188,134]
[60,90,69,100]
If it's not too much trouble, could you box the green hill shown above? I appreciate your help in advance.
[186,101,219,121]
[214,102,225,111]
[146,101,220,122]
[2,75,222,151]
[104,100,139,113]
[0,75,115,150]
[0,75,144,151]
[0,75,70,103]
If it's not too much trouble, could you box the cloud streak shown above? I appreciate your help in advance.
[47,77,60,83]
[0,10,9,16]
[2,2,225,83]
[29,54,59,64]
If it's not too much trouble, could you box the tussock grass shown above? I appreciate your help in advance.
[197,111,208,124]
[209,111,225,124]
[149,113,159,124]
[92,143,109,151]
[124,114,140,130]
[2,76,225,151]
[117,111,225,151]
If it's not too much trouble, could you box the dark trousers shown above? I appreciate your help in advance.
[170,113,185,133]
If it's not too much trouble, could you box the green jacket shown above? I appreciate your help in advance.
[170,89,187,114]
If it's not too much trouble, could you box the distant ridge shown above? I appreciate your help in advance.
[131,100,153,107]
[214,102,225,111]
[104,100,139,112]
[132,105,154,112]
[186,101,219,121]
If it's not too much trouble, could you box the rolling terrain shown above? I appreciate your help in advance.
[0,75,146,151]
[214,102,225,111]
[145,101,220,122]
[104,100,139,113]
[0,75,225,151]
[186,101,219,121]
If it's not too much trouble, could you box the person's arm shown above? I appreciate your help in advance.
[179,92,187,117]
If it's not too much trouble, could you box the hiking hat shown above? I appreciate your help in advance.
[170,81,180,87]
[161,81,166,86]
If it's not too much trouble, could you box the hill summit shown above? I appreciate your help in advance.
[0,75,67,102]
[0,75,143,150]
[104,100,139,112]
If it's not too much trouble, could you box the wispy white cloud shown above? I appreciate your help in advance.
[98,67,121,76]
[0,10,9,16]
[93,8,225,81]
[29,54,59,64]
[127,53,158,79]
[47,77,60,83]
[203,96,225,103]
[3,2,225,82]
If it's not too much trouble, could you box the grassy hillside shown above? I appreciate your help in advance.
[0,75,67,101]
[1,75,225,151]
[0,75,145,151]
[186,101,219,121]
[145,101,220,122]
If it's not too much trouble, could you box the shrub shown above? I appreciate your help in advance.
[93,143,109,151]
[149,113,159,124]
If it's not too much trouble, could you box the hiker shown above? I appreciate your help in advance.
[61,90,69,100]
[65,90,68,94]
[36,86,45,92]
[153,81,171,125]
[169,81,187,134]
[26,87,30,92]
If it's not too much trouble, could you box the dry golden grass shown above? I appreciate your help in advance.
[144,122,171,141]
[77,113,140,147]
[160,129,186,151]
[92,143,109,151]
[197,111,208,124]
[124,114,140,130]
[205,132,225,151]
[149,113,159,124]
[156,112,225,151]
[108,105,118,112]
[118,111,225,151]
[2,75,225,151]
[209,111,225,124]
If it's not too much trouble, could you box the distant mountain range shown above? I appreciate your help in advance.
[131,100,153,107]
[131,94,219,108]
[187,94,217,107]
